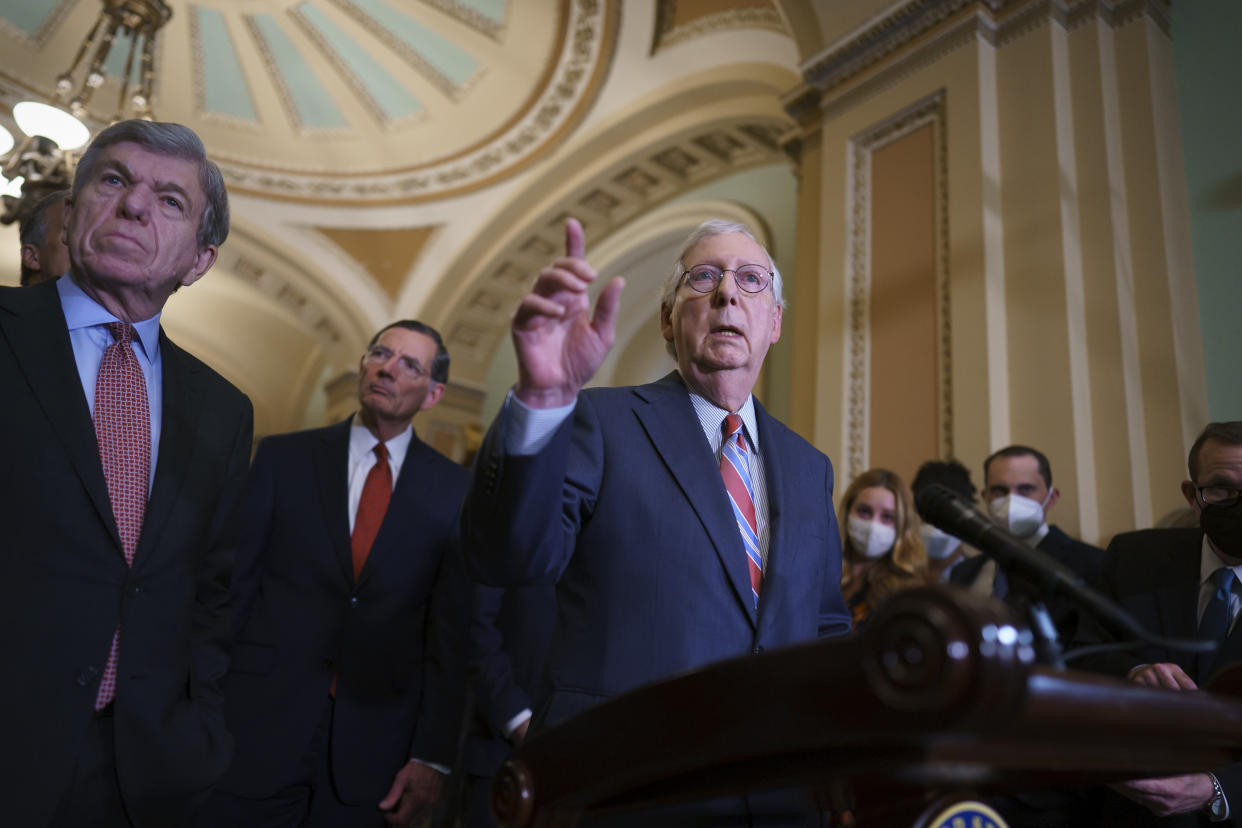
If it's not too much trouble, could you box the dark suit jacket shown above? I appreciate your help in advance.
[461,372,851,730]
[949,524,1104,644]
[1074,527,1242,827]
[0,281,253,826]
[466,584,557,778]
[217,419,470,805]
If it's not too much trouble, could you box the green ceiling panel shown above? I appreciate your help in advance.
[296,2,422,121]
[1,0,57,36]
[459,0,506,26]
[251,13,348,128]
[347,0,479,87]
[194,7,258,121]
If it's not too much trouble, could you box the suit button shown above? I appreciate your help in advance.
[752,645,764,655]
[75,667,99,687]
[350,596,358,608]
[323,658,334,668]
[129,585,141,598]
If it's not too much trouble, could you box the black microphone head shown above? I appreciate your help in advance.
[914,482,965,525]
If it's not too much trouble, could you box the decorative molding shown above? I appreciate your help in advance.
[218,0,617,205]
[244,14,355,136]
[190,7,265,133]
[798,0,1172,98]
[842,91,950,484]
[439,117,794,377]
[328,0,481,102]
[422,0,507,41]
[288,3,426,130]
[652,3,787,54]
[0,0,75,46]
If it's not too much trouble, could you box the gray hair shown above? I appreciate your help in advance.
[72,120,229,249]
[19,189,68,247]
[658,219,785,359]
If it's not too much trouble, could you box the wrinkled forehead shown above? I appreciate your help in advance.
[1195,440,1242,482]
[682,232,771,268]
[375,327,437,362]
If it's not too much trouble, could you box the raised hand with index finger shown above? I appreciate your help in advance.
[511,218,625,409]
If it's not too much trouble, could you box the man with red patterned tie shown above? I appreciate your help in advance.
[461,218,850,826]
[0,120,253,826]
[201,320,470,828]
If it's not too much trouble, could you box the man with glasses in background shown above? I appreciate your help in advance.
[1075,420,1242,825]
[460,218,850,825]
[202,321,470,827]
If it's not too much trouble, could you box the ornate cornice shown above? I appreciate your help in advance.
[796,0,1171,105]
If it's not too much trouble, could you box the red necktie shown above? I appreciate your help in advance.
[720,414,762,608]
[351,443,392,579]
[93,322,151,710]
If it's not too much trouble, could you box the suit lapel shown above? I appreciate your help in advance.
[133,334,198,571]
[314,422,355,585]
[0,284,119,552]
[633,375,756,625]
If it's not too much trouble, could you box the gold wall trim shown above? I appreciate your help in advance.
[843,90,949,484]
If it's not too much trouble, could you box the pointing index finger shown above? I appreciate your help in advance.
[565,217,585,260]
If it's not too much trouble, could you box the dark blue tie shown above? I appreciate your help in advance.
[1198,567,1236,683]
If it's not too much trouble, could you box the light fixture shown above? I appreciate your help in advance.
[0,125,14,157]
[13,102,91,150]
[53,0,173,123]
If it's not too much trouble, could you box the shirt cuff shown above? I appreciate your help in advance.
[503,708,533,738]
[504,390,576,456]
[408,757,450,775]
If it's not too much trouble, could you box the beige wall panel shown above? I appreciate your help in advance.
[868,125,939,481]
[1065,18,1134,542]
[995,20,1081,536]
[1113,21,1187,518]
[813,43,985,485]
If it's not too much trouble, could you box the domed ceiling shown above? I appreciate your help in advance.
[0,0,870,453]
[1,0,611,204]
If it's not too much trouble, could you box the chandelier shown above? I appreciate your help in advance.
[1,0,172,228]
[56,0,173,123]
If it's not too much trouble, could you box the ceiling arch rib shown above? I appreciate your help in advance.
[423,61,800,387]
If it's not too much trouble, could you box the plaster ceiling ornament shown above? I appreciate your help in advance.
[1,0,618,205]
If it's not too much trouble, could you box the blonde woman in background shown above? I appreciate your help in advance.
[839,468,928,627]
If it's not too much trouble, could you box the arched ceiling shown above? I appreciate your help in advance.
[0,0,876,440]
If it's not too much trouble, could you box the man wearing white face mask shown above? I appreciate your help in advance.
[948,445,1104,644]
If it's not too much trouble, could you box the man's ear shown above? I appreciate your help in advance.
[420,382,446,412]
[180,244,218,288]
[19,244,39,272]
[1044,486,1060,512]
[1181,480,1203,515]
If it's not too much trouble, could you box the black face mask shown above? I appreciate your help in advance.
[1202,503,1242,558]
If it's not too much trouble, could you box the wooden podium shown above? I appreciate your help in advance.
[488,587,1242,827]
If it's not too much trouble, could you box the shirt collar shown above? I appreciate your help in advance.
[349,413,413,469]
[686,387,759,452]
[56,274,162,359]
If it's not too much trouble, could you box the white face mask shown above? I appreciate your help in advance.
[987,492,1050,539]
[919,523,961,560]
[848,515,897,559]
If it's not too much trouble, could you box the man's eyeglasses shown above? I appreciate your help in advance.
[1194,485,1242,509]
[680,264,773,295]
[364,345,430,381]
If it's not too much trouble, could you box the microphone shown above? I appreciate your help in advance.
[914,484,1212,653]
